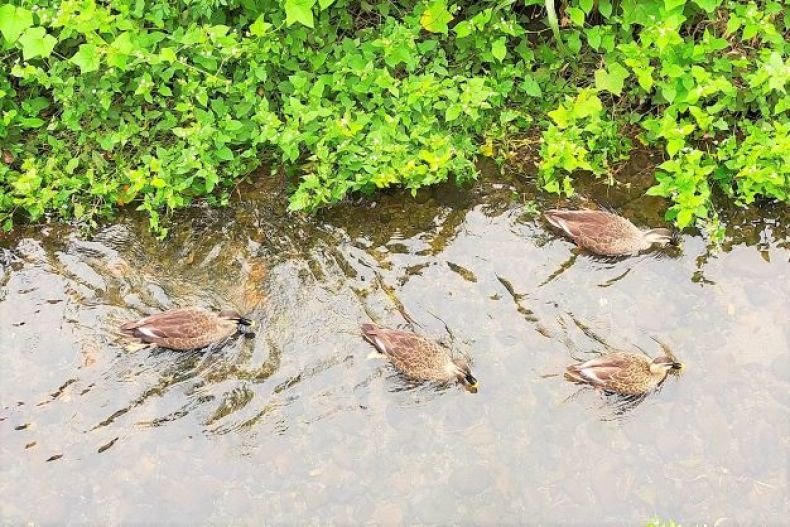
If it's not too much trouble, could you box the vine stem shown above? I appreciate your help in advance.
[544,0,565,51]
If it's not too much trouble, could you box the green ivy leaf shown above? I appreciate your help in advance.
[677,208,693,228]
[661,82,677,102]
[598,0,613,18]
[204,171,219,192]
[764,52,789,93]
[110,32,135,55]
[692,0,721,13]
[664,0,686,12]
[521,77,542,97]
[566,31,582,54]
[567,7,586,27]
[585,26,601,50]
[159,47,177,63]
[284,0,316,28]
[0,4,33,44]
[621,0,662,27]
[594,62,629,96]
[562,176,575,197]
[318,0,335,8]
[491,37,506,62]
[724,15,741,36]
[70,44,100,73]
[250,15,272,36]
[580,0,594,14]
[548,106,572,128]
[667,138,684,157]
[215,146,234,161]
[572,90,603,118]
[18,27,57,60]
[420,0,453,34]
[633,65,655,91]
[454,20,472,38]
[445,104,462,121]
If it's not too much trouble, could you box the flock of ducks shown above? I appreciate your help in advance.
[120,208,683,399]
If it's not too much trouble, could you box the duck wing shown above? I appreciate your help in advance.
[545,209,642,255]
[544,210,623,239]
[565,353,633,387]
[361,324,446,377]
[361,324,427,359]
[121,308,214,341]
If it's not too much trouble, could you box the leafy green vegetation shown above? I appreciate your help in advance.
[646,517,681,527]
[539,88,632,196]
[0,0,787,236]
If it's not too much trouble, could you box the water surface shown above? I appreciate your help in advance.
[1,157,788,524]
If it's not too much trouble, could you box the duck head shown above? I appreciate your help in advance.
[649,355,684,375]
[451,357,479,392]
[219,309,255,329]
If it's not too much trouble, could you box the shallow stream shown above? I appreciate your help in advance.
[1,156,788,524]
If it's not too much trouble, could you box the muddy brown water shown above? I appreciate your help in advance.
[1,157,788,524]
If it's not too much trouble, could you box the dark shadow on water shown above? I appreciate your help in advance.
[561,381,681,422]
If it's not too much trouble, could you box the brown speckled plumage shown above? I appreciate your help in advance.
[544,209,672,256]
[121,308,251,350]
[565,352,683,396]
[361,323,477,389]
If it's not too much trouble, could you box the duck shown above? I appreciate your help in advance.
[361,323,478,391]
[565,351,683,396]
[544,209,673,256]
[121,307,254,351]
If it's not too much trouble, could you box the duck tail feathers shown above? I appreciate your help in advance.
[564,364,585,383]
[543,209,563,226]
[544,210,574,237]
[360,323,388,354]
[120,320,140,332]
[361,323,381,335]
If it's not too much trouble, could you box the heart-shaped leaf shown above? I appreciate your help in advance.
[0,4,33,44]
[18,27,57,60]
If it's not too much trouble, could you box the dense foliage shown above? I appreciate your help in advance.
[0,0,787,236]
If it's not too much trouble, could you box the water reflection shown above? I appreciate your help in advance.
[1,160,788,523]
